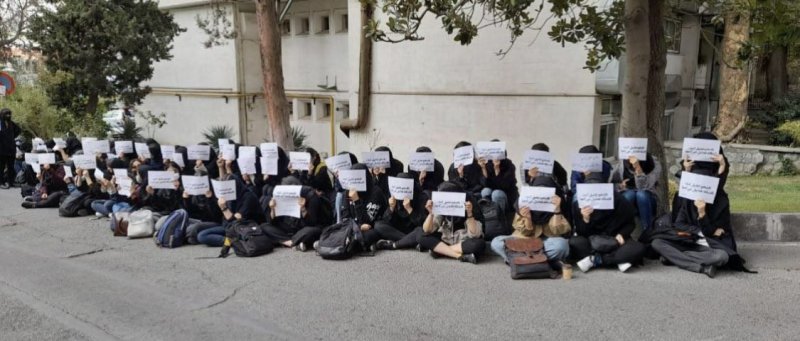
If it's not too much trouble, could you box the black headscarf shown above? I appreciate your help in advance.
[408,146,445,192]
[375,146,404,177]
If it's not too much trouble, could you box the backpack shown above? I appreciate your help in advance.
[479,199,509,241]
[225,220,273,257]
[58,191,89,217]
[317,219,362,260]
[127,210,155,238]
[111,212,130,237]
[504,237,555,280]
[154,209,189,248]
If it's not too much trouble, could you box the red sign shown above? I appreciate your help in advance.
[0,72,16,96]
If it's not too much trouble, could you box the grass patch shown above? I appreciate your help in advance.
[726,176,800,213]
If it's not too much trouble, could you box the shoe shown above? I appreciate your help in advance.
[294,242,308,252]
[660,256,673,266]
[618,262,632,273]
[415,244,425,252]
[312,241,319,250]
[701,265,717,278]
[361,244,376,257]
[375,240,394,250]
[577,256,595,273]
[0,183,9,189]
[95,212,104,218]
[428,250,441,259]
[459,253,478,264]
[21,201,35,209]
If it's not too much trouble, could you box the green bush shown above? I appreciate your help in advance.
[203,125,236,149]
[3,85,65,139]
[776,120,800,147]
[750,95,800,146]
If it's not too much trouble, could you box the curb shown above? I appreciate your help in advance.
[732,213,800,242]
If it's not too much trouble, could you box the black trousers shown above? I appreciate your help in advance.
[373,221,423,249]
[262,224,322,246]
[651,239,729,273]
[24,191,66,208]
[569,235,646,266]
[419,233,486,256]
[0,155,14,185]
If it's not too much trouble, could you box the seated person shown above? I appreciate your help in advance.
[610,152,661,230]
[419,181,484,264]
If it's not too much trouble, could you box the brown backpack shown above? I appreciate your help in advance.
[504,238,555,279]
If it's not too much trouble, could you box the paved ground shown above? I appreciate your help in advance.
[1,189,799,341]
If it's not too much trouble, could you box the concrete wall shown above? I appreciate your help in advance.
[665,141,800,176]
[671,15,702,140]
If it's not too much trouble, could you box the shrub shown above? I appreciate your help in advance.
[203,125,236,149]
[292,126,308,151]
[3,85,64,139]
[776,120,800,147]
[777,157,798,176]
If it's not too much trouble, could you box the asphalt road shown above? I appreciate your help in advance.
[0,189,799,340]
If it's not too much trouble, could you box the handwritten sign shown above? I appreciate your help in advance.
[24,153,39,165]
[221,144,236,161]
[682,138,721,162]
[84,140,110,155]
[218,139,230,147]
[53,138,67,149]
[238,157,257,175]
[93,168,105,180]
[576,183,615,210]
[148,171,175,190]
[388,176,414,200]
[160,145,176,162]
[30,162,40,174]
[521,150,554,174]
[325,154,352,173]
[432,191,466,217]
[679,172,720,204]
[259,143,278,159]
[72,155,96,170]
[289,152,311,170]
[362,151,391,169]
[182,175,210,196]
[135,143,151,159]
[113,168,129,180]
[260,156,278,176]
[117,178,133,197]
[519,187,556,212]
[571,153,603,173]
[63,166,73,178]
[618,137,648,160]
[273,185,302,218]
[37,153,56,165]
[475,141,506,160]
[115,140,133,154]
[32,138,46,151]
[187,145,211,161]
[211,179,237,201]
[408,152,435,172]
[239,146,257,161]
[453,146,474,167]
[338,169,368,191]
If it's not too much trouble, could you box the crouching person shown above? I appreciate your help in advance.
[261,177,324,252]
[419,181,484,264]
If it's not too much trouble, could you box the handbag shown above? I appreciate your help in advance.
[504,238,554,279]
[127,210,154,238]
[589,235,620,253]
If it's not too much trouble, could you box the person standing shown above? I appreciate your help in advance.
[0,108,22,189]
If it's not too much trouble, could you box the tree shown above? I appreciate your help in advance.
[712,4,751,141]
[750,0,800,103]
[28,0,183,116]
[0,0,40,53]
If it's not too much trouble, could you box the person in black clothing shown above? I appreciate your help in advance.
[524,143,568,191]
[335,163,387,255]
[0,108,22,189]
[419,181,485,264]
[137,164,182,216]
[478,139,518,214]
[296,147,333,195]
[371,146,404,195]
[374,172,430,251]
[407,146,445,197]
[181,173,223,245]
[447,141,484,198]
[570,173,646,273]
[261,176,325,251]
[21,162,68,208]
[332,151,359,223]
[197,174,263,247]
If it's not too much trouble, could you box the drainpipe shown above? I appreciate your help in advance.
[233,2,249,143]
[340,0,373,137]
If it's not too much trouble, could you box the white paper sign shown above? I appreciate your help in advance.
[94,168,105,180]
[84,140,110,155]
[576,183,615,210]
[221,144,236,161]
[679,172,720,204]
[238,146,257,161]
[37,153,56,165]
[117,178,133,197]
[212,179,237,201]
[161,145,176,162]
[187,145,211,161]
[113,168,129,180]
[325,154,352,173]
[432,191,467,217]
[618,137,648,160]
[519,187,556,212]
[682,138,721,162]
[115,140,134,154]
[72,155,96,170]
[30,162,41,174]
[522,150,555,174]
[338,169,368,191]
[289,152,311,170]
[255,156,276,176]
[475,141,507,160]
[571,153,603,173]
[408,152,435,172]
[218,139,230,147]
[148,171,175,190]
[259,143,278,159]
[273,185,302,218]
[182,175,210,196]
[453,146,474,167]
[238,157,257,175]
[388,176,414,200]
[24,153,39,165]
[362,151,391,169]
[53,138,67,149]
[135,143,151,158]
[63,167,73,178]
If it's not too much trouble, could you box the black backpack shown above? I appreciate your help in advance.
[479,198,509,241]
[58,191,90,217]
[317,219,362,260]
[225,221,274,257]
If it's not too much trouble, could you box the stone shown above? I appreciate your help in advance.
[780,215,800,242]
[731,213,768,241]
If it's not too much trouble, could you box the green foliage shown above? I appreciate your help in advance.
[203,125,236,149]
[2,85,63,139]
[196,1,237,48]
[116,119,143,140]
[749,95,800,146]
[777,156,799,176]
[28,0,184,115]
[292,126,308,151]
[138,111,168,139]
[776,120,800,146]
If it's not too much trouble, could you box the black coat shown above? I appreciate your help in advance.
[0,119,21,156]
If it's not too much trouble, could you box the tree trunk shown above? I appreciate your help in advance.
[255,0,293,151]
[646,0,669,215]
[767,45,788,104]
[713,10,750,141]
[622,0,650,138]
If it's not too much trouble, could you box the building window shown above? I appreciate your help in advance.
[318,15,330,34]
[297,17,310,35]
[665,18,682,53]
[336,13,348,33]
[318,102,332,118]
[599,97,621,158]
[337,101,350,121]
[299,101,312,119]
[281,19,291,36]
